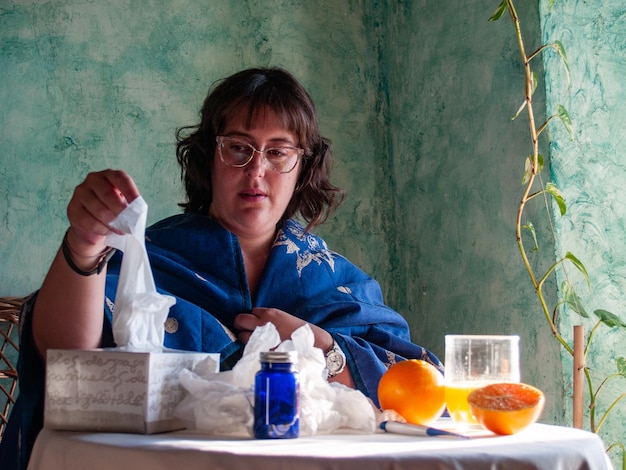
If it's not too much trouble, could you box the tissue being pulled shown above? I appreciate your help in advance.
[174,323,378,436]
[106,196,176,351]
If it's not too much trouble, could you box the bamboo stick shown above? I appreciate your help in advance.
[573,325,584,429]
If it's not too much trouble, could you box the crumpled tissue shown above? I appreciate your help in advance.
[174,322,378,436]
[105,196,176,350]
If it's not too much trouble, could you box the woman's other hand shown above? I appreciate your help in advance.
[234,307,355,387]
[234,307,334,352]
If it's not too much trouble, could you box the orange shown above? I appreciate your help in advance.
[468,382,545,435]
[377,359,445,426]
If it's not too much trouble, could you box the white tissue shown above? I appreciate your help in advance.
[174,323,378,436]
[105,196,176,351]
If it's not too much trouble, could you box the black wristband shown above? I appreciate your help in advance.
[61,230,116,276]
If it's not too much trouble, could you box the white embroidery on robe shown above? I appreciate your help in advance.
[275,222,336,277]
[385,350,398,368]
[105,296,115,314]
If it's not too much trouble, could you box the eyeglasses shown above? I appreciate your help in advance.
[216,136,304,174]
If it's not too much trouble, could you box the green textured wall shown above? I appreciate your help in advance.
[363,1,564,424]
[542,0,626,459]
[4,0,623,448]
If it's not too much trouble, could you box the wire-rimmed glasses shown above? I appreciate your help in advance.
[216,136,304,174]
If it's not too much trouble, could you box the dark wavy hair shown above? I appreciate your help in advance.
[175,67,344,230]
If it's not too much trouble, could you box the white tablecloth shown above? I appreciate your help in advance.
[27,423,612,470]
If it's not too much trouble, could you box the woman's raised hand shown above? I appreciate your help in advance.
[65,170,141,256]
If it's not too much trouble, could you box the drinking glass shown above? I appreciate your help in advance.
[444,334,520,429]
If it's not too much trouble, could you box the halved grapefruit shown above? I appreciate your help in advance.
[468,382,545,435]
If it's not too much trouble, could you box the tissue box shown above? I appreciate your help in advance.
[44,348,219,433]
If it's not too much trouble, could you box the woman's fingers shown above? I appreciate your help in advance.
[233,308,306,344]
[66,169,141,250]
[233,313,261,345]
[234,308,333,351]
[99,169,141,206]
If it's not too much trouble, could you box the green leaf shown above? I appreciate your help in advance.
[616,357,626,379]
[561,280,589,318]
[488,1,507,21]
[546,182,566,215]
[523,157,531,185]
[554,41,569,69]
[557,104,574,140]
[565,252,589,285]
[593,309,626,329]
[553,40,571,84]
[511,100,527,121]
[522,154,544,184]
[536,153,545,172]
[522,221,538,252]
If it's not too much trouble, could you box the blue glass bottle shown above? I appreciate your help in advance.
[254,351,300,439]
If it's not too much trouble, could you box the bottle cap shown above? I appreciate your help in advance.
[260,351,298,363]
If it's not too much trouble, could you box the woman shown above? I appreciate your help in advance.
[1,67,442,469]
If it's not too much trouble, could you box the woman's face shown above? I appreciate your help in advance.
[209,107,301,244]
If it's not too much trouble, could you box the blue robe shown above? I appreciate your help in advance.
[1,213,442,470]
